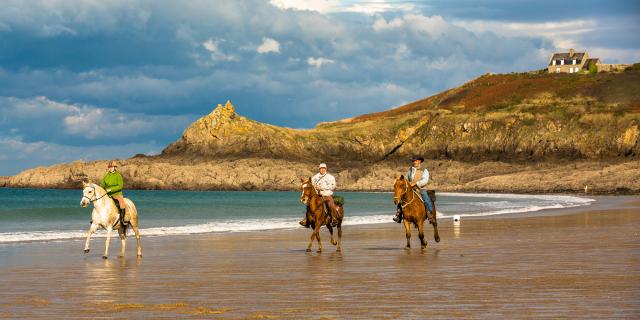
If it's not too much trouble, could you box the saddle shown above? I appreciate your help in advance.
[110,197,129,227]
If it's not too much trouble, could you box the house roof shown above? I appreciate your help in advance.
[550,52,586,61]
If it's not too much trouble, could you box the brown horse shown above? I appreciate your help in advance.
[300,177,344,252]
[393,175,440,249]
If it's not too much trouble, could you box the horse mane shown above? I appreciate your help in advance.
[86,182,108,198]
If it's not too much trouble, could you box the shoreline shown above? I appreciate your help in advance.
[0,194,635,248]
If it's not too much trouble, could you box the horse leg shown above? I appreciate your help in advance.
[337,224,342,252]
[431,204,440,243]
[132,225,142,257]
[118,227,126,258]
[306,226,316,252]
[84,223,98,254]
[418,219,427,249]
[403,220,412,248]
[103,226,113,259]
[327,225,337,246]
[315,224,323,253]
[130,213,142,257]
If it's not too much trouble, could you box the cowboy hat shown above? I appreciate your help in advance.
[318,163,327,169]
[108,160,118,167]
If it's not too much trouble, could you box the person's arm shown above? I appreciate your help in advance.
[327,175,336,191]
[100,175,107,190]
[416,169,430,188]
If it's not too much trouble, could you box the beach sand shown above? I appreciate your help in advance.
[0,197,638,319]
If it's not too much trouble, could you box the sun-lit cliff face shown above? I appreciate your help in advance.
[4,68,640,193]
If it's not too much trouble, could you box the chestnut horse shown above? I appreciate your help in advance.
[300,177,344,252]
[393,175,440,249]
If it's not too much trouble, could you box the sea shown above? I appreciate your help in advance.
[0,188,594,244]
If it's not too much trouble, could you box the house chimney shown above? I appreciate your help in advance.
[569,48,575,57]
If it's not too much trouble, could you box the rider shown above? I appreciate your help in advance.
[299,163,339,227]
[100,160,127,226]
[394,155,433,223]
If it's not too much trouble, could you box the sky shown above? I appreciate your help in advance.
[1,0,639,175]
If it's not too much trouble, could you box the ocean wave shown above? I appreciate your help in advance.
[0,194,595,244]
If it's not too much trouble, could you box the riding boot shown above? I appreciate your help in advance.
[393,204,403,223]
[119,208,127,227]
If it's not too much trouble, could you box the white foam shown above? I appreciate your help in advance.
[0,193,595,244]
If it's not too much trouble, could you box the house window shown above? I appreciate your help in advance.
[573,59,576,65]
[552,60,556,66]
[561,60,564,65]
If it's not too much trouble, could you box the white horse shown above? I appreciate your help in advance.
[80,181,142,259]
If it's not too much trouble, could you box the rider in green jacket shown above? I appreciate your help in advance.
[101,160,126,226]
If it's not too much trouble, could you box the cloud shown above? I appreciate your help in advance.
[269,0,414,14]
[307,57,335,68]
[0,96,192,145]
[0,137,163,176]
[202,39,219,52]
[257,37,281,54]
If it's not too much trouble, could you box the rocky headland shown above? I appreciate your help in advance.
[4,68,640,194]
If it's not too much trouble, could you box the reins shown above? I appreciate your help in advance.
[82,185,109,203]
[395,179,419,209]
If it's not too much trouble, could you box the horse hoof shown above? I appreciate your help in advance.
[316,250,322,253]
[137,254,142,258]
[102,256,108,259]
[336,248,342,252]
[84,249,90,254]
[306,248,312,252]
[331,240,337,246]
[435,236,441,243]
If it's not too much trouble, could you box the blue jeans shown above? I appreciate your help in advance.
[420,190,433,213]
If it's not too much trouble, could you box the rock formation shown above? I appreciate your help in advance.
[4,68,640,194]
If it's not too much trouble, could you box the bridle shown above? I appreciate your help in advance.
[394,179,418,208]
[82,184,109,203]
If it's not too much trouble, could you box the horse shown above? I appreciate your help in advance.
[300,177,344,253]
[80,181,142,259]
[392,175,440,249]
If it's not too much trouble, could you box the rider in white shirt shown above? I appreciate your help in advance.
[299,163,339,227]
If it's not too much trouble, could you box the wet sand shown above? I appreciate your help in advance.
[0,197,638,319]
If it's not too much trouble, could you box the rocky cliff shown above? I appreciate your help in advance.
[4,68,640,194]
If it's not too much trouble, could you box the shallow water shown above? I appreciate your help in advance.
[0,188,594,243]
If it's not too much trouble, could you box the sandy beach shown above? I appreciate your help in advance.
[0,196,638,319]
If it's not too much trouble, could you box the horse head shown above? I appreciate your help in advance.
[80,181,95,207]
[393,175,409,205]
[300,177,315,205]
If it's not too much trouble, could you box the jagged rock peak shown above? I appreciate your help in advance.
[210,100,235,118]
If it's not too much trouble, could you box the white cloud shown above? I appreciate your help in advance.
[0,136,163,175]
[200,38,238,63]
[307,57,335,68]
[257,37,281,54]
[452,19,597,51]
[0,96,191,140]
[202,39,219,52]
[269,0,341,13]
[269,0,413,14]
[374,14,449,38]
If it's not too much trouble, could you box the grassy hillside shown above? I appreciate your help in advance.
[163,68,640,163]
